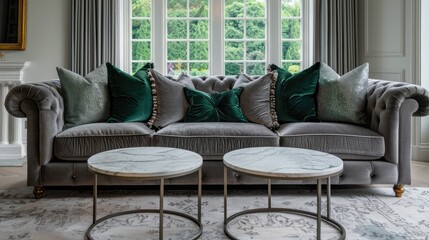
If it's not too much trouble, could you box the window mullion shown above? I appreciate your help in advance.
[243,0,247,73]
[122,0,131,72]
[153,0,166,73]
[187,0,190,73]
[302,0,314,69]
[268,0,281,67]
[210,0,223,75]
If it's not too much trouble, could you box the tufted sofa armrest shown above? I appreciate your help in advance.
[5,80,64,186]
[367,79,429,121]
[367,79,429,184]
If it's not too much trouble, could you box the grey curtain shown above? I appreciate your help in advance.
[315,0,359,75]
[71,0,119,75]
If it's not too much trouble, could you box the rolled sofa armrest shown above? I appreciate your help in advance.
[367,79,429,184]
[5,80,64,186]
[367,79,429,121]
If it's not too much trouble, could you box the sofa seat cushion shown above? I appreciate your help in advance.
[278,122,384,160]
[54,123,154,161]
[152,122,279,159]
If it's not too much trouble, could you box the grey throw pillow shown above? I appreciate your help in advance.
[317,62,369,126]
[233,73,279,129]
[147,70,194,128]
[57,64,109,129]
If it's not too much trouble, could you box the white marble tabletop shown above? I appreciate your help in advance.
[88,147,203,178]
[224,147,343,179]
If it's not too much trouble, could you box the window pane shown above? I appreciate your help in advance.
[282,19,300,39]
[132,19,151,39]
[189,0,209,17]
[224,0,266,75]
[167,41,187,60]
[189,62,209,75]
[167,62,188,75]
[246,0,265,18]
[225,0,244,18]
[132,0,151,17]
[168,20,187,39]
[168,0,187,17]
[225,41,244,60]
[246,20,265,39]
[247,62,265,75]
[165,0,210,75]
[282,0,301,17]
[282,41,301,60]
[225,62,243,75]
[132,41,151,60]
[282,62,301,74]
[190,20,209,39]
[132,62,146,73]
[247,41,265,60]
[225,20,244,39]
[190,41,209,60]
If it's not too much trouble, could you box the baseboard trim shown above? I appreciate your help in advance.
[0,144,26,167]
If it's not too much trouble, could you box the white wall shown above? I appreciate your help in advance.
[1,0,70,83]
[359,0,428,161]
[420,0,429,159]
[0,0,70,150]
[359,0,415,83]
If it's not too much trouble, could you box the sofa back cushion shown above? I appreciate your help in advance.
[147,70,194,128]
[57,64,109,129]
[191,76,237,93]
[318,62,369,126]
[233,73,279,129]
[107,63,153,123]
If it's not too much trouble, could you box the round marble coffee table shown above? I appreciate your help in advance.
[85,147,203,240]
[223,147,346,240]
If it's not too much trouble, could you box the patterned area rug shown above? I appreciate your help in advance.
[1,187,429,240]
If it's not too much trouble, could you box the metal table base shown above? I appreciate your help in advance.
[223,166,346,240]
[86,169,203,240]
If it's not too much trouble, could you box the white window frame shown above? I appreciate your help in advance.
[122,0,314,75]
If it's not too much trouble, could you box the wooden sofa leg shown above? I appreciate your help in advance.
[33,186,44,199]
[393,185,404,198]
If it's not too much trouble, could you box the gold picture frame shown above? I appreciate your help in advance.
[0,0,26,50]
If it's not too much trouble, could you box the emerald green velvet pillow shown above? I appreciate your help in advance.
[183,88,247,122]
[270,62,321,123]
[107,62,153,123]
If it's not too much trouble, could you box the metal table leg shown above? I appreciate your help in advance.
[327,177,331,219]
[317,178,322,240]
[93,174,97,224]
[268,179,272,209]
[198,168,202,222]
[224,166,228,223]
[160,178,164,240]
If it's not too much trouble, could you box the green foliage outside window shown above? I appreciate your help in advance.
[131,0,302,75]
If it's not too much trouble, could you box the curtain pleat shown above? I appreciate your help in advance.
[71,0,118,75]
[316,0,358,75]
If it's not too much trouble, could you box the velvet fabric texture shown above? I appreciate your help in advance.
[318,62,369,126]
[106,62,153,123]
[271,62,321,123]
[233,73,279,129]
[57,64,110,129]
[147,70,194,128]
[184,87,247,122]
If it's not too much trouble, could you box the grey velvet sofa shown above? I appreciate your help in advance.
[5,76,429,199]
